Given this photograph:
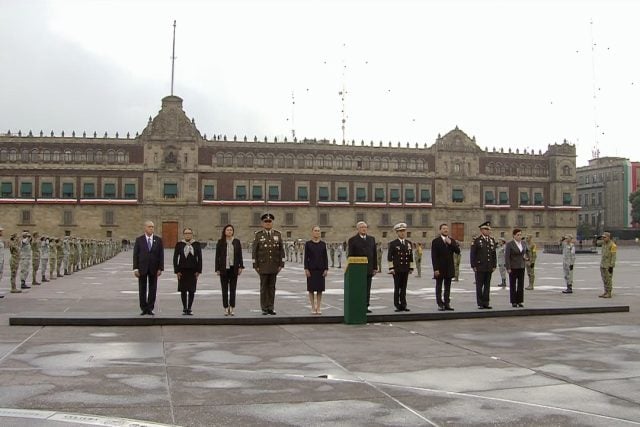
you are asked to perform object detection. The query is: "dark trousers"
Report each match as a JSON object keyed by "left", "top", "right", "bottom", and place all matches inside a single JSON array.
[
  {"left": 220, "top": 268, "right": 238, "bottom": 308},
  {"left": 393, "top": 271, "right": 409, "bottom": 309},
  {"left": 259, "top": 273, "right": 277, "bottom": 311},
  {"left": 138, "top": 272, "right": 158, "bottom": 312},
  {"left": 366, "top": 274, "right": 373, "bottom": 306},
  {"left": 509, "top": 268, "right": 525, "bottom": 304},
  {"left": 435, "top": 276, "right": 452, "bottom": 307},
  {"left": 475, "top": 270, "right": 492, "bottom": 307}
]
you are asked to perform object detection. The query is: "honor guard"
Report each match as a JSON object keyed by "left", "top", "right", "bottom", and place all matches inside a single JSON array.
[
  {"left": 599, "top": 232, "right": 616, "bottom": 298},
  {"left": 470, "top": 221, "right": 497, "bottom": 309},
  {"left": 252, "top": 213, "right": 285, "bottom": 315},
  {"left": 387, "top": 222, "right": 414, "bottom": 312}
]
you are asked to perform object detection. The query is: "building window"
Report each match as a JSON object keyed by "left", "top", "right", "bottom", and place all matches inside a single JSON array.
[
  {"left": 534, "top": 192, "right": 543, "bottom": 205},
  {"left": 203, "top": 184, "right": 215, "bottom": 200},
  {"left": 318, "top": 186, "right": 329, "bottom": 201},
  {"left": 104, "top": 183, "right": 116, "bottom": 198},
  {"left": 252, "top": 211, "right": 262, "bottom": 225},
  {"left": 381, "top": 213, "right": 390, "bottom": 225},
  {"left": 20, "top": 182, "right": 33, "bottom": 198},
  {"left": 21, "top": 210, "right": 31, "bottom": 224},
  {"left": 83, "top": 183, "right": 95, "bottom": 198},
  {"left": 404, "top": 188, "right": 415, "bottom": 202},
  {"left": 499, "top": 215, "right": 508, "bottom": 227},
  {"left": 235, "top": 185, "right": 247, "bottom": 200},
  {"left": 534, "top": 214, "right": 542, "bottom": 225},
  {"left": 252, "top": 185, "right": 263, "bottom": 200},
  {"left": 390, "top": 188, "right": 400, "bottom": 202},
  {"left": 356, "top": 187, "right": 366, "bottom": 202},
  {"left": 562, "top": 165, "right": 571, "bottom": 176},
  {"left": 405, "top": 213, "right": 413, "bottom": 226},
  {"left": 124, "top": 183, "right": 136, "bottom": 199},
  {"left": 484, "top": 191, "right": 494, "bottom": 204},
  {"left": 519, "top": 192, "right": 529, "bottom": 205},
  {"left": 356, "top": 212, "right": 365, "bottom": 223},
  {"left": 285, "top": 212, "right": 294, "bottom": 225},
  {"left": 297, "top": 186, "right": 308, "bottom": 201},
  {"left": 598, "top": 192, "right": 602, "bottom": 207},
  {"left": 319, "top": 212, "right": 329, "bottom": 226},
  {"left": 420, "top": 189, "right": 431, "bottom": 203},
  {"left": 374, "top": 188, "right": 385, "bottom": 202},
  {"left": 104, "top": 210, "right": 115, "bottom": 225},
  {"left": 41, "top": 182, "right": 53, "bottom": 198},
  {"left": 421, "top": 213, "right": 429, "bottom": 226},
  {"left": 0, "top": 182, "right": 13, "bottom": 197},
  {"left": 268, "top": 185, "right": 279, "bottom": 201},
  {"left": 563, "top": 193, "right": 572, "bottom": 205},
  {"left": 337, "top": 187, "right": 348, "bottom": 201},
  {"left": 163, "top": 183, "right": 178, "bottom": 199},
  {"left": 516, "top": 214, "right": 525, "bottom": 227},
  {"left": 220, "top": 212, "right": 229, "bottom": 225},
  {"left": 499, "top": 191, "right": 508, "bottom": 204},
  {"left": 452, "top": 189, "right": 464, "bottom": 203},
  {"left": 485, "top": 214, "right": 493, "bottom": 224},
  {"left": 62, "top": 183, "right": 74, "bottom": 198},
  {"left": 63, "top": 210, "right": 73, "bottom": 225}
]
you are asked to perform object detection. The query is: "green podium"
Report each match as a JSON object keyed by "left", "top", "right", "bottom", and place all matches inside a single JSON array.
[{"left": 344, "top": 256, "right": 368, "bottom": 324}]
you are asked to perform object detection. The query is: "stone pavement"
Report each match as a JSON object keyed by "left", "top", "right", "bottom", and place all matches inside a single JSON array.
[{"left": 0, "top": 246, "right": 638, "bottom": 426}]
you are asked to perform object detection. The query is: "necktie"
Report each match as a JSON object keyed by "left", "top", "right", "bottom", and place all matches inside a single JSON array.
[{"left": 147, "top": 237, "right": 152, "bottom": 251}]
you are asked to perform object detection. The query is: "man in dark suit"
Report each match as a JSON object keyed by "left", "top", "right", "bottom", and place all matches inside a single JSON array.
[
  {"left": 431, "top": 223, "right": 460, "bottom": 311},
  {"left": 347, "top": 221, "right": 377, "bottom": 313},
  {"left": 252, "top": 213, "right": 285, "bottom": 315},
  {"left": 469, "top": 221, "right": 496, "bottom": 309},
  {"left": 133, "top": 220, "right": 164, "bottom": 315},
  {"left": 387, "top": 222, "right": 414, "bottom": 312}
]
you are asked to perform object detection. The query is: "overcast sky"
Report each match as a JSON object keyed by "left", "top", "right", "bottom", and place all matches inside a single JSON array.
[{"left": 1, "top": 0, "right": 639, "bottom": 166}]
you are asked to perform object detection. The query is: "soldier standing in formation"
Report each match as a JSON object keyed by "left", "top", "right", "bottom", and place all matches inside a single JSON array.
[
  {"left": 55, "top": 238, "right": 63, "bottom": 278},
  {"left": 599, "top": 231, "right": 616, "bottom": 298},
  {"left": 329, "top": 244, "right": 335, "bottom": 268},
  {"left": 524, "top": 235, "right": 537, "bottom": 290},
  {"left": 453, "top": 251, "right": 461, "bottom": 281},
  {"left": 496, "top": 237, "right": 507, "bottom": 287},
  {"left": 470, "top": 221, "right": 496, "bottom": 309},
  {"left": 387, "top": 222, "right": 414, "bottom": 312},
  {"left": 31, "top": 231, "right": 41, "bottom": 286},
  {"left": 252, "top": 213, "right": 285, "bottom": 315},
  {"left": 561, "top": 234, "right": 575, "bottom": 294},
  {"left": 39, "top": 235, "right": 50, "bottom": 282},
  {"left": 9, "top": 233, "right": 21, "bottom": 293},
  {"left": 414, "top": 242, "right": 423, "bottom": 278},
  {"left": 19, "top": 231, "right": 32, "bottom": 289},
  {"left": 336, "top": 243, "right": 343, "bottom": 268}
]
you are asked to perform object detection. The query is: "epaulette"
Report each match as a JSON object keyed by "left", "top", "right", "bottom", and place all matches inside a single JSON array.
[{"left": 611, "top": 243, "right": 617, "bottom": 252}]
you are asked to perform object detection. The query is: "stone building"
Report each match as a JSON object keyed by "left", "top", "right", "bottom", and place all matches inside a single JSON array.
[
  {"left": 576, "top": 157, "right": 632, "bottom": 235},
  {"left": 0, "top": 95, "right": 578, "bottom": 247}
]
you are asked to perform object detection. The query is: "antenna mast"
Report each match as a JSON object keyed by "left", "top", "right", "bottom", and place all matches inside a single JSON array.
[
  {"left": 291, "top": 91, "right": 296, "bottom": 139},
  {"left": 170, "top": 20, "right": 177, "bottom": 96},
  {"left": 590, "top": 18, "right": 600, "bottom": 159},
  {"left": 339, "top": 43, "right": 347, "bottom": 143}
]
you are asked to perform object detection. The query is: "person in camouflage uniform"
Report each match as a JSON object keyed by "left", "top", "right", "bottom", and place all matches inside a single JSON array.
[
  {"left": 19, "top": 232, "right": 32, "bottom": 289},
  {"left": 39, "top": 235, "right": 50, "bottom": 282},
  {"left": 31, "top": 231, "right": 41, "bottom": 285},
  {"left": 524, "top": 235, "right": 537, "bottom": 290},
  {"left": 49, "top": 238, "right": 57, "bottom": 279},
  {"left": 56, "top": 237, "right": 65, "bottom": 277},
  {"left": 453, "top": 251, "right": 461, "bottom": 281},
  {"left": 496, "top": 237, "right": 507, "bottom": 287},
  {"left": 62, "top": 237, "right": 71, "bottom": 274},
  {"left": 599, "top": 232, "right": 616, "bottom": 298},
  {"left": 9, "top": 233, "right": 22, "bottom": 293},
  {"left": 561, "top": 234, "right": 576, "bottom": 294}
]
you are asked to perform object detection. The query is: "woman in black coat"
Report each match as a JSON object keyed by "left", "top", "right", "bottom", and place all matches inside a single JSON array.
[
  {"left": 505, "top": 228, "right": 530, "bottom": 308},
  {"left": 304, "top": 225, "right": 328, "bottom": 314},
  {"left": 173, "top": 227, "right": 203, "bottom": 315},
  {"left": 215, "top": 224, "right": 244, "bottom": 316}
]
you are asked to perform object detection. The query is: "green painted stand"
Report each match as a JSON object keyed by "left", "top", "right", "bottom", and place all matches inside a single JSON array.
[{"left": 344, "top": 256, "right": 368, "bottom": 324}]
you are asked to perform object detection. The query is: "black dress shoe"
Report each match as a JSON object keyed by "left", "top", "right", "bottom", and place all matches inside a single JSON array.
[
  {"left": 438, "top": 306, "right": 445, "bottom": 311},
  {"left": 478, "top": 306, "right": 485, "bottom": 309},
  {"left": 394, "top": 308, "right": 403, "bottom": 312},
  {"left": 186, "top": 310, "right": 193, "bottom": 315},
  {"left": 262, "top": 310, "right": 268, "bottom": 315},
  {"left": 21, "top": 284, "right": 31, "bottom": 289},
  {"left": 268, "top": 310, "right": 276, "bottom": 315},
  {"left": 512, "top": 303, "right": 517, "bottom": 307},
  {"left": 518, "top": 303, "right": 524, "bottom": 308},
  {"left": 484, "top": 305, "right": 492, "bottom": 309},
  {"left": 147, "top": 311, "right": 155, "bottom": 315},
  {"left": 403, "top": 308, "right": 410, "bottom": 312},
  {"left": 140, "top": 311, "right": 147, "bottom": 315},
  {"left": 444, "top": 306, "right": 454, "bottom": 311}
]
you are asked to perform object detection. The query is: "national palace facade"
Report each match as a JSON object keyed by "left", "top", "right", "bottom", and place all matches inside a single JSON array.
[{"left": 0, "top": 95, "right": 578, "bottom": 247}]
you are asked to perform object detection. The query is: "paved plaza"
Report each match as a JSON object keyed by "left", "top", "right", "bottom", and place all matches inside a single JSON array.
[{"left": 0, "top": 246, "right": 639, "bottom": 426}]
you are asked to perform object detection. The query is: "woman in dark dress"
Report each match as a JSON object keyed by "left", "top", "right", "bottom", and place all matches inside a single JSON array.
[
  {"left": 304, "top": 225, "right": 328, "bottom": 314},
  {"left": 173, "top": 227, "right": 203, "bottom": 315},
  {"left": 215, "top": 224, "right": 244, "bottom": 316}
]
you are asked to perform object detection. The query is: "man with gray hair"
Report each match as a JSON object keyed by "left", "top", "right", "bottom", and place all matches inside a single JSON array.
[
  {"left": 561, "top": 234, "right": 576, "bottom": 294},
  {"left": 347, "top": 221, "right": 377, "bottom": 313}
]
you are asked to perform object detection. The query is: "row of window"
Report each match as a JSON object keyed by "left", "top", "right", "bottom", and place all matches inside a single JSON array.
[
  {"left": 1, "top": 181, "right": 136, "bottom": 199},
  {"left": 578, "top": 170, "right": 622, "bottom": 185},
  {"left": 483, "top": 191, "right": 571, "bottom": 206},
  {"left": 485, "top": 163, "right": 554, "bottom": 177},
  {"left": 577, "top": 192, "right": 603, "bottom": 207},
  {"left": 0, "top": 148, "right": 129, "bottom": 164}
]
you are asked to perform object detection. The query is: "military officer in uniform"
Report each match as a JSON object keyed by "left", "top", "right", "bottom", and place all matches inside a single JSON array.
[
  {"left": 31, "top": 231, "right": 41, "bottom": 286},
  {"left": 496, "top": 237, "right": 507, "bottom": 287},
  {"left": 599, "top": 231, "right": 616, "bottom": 298},
  {"left": 561, "top": 234, "right": 576, "bottom": 294},
  {"left": 524, "top": 235, "right": 537, "bottom": 290},
  {"left": 9, "top": 233, "right": 22, "bottom": 293},
  {"left": 387, "top": 223, "right": 414, "bottom": 312},
  {"left": 470, "top": 221, "right": 496, "bottom": 309},
  {"left": 19, "top": 231, "right": 32, "bottom": 289},
  {"left": 252, "top": 213, "right": 285, "bottom": 315}
]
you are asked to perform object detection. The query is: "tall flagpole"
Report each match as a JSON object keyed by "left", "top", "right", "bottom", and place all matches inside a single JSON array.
[{"left": 170, "top": 20, "right": 177, "bottom": 96}]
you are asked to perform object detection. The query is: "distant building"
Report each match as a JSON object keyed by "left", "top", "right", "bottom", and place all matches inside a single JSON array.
[
  {"left": 0, "top": 95, "right": 578, "bottom": 247},
  {"left": 576, "top": 157, "right": 632, "bottom": 235}
]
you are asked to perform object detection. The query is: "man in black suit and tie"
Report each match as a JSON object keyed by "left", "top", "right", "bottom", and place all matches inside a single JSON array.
[
  {"left": 431, "top": 223, "right": 460, "bottom": 311},
  {"left": 133, "top": 220, "right": 164, "bottom": 315},
  {"left": 347, "top": 221, "right": 377, "bottom": 313},
  {"left": 387, "top": 222, "right": 414, "bottom": 312}
]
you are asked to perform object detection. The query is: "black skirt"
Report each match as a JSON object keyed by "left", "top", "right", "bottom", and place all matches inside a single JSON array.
[
  {"left": 306, "top": 270, "right": 325, "bottom": 292},
  {"left": 177, "top": 269, "right": 198, "bottom": 292}
]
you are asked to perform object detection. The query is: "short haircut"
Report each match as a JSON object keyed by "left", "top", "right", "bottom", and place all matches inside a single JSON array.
[
  {"left": 512, "top": 228, "right": 522, "bottom": 236},
  {"left": 439, "top": 223, "right": 448, "bottom": 230}
]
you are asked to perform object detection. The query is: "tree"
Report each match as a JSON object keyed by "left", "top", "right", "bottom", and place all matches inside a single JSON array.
[
  {"left": 629, "top": 190, "right": 640, "bottom": 226},
  {"left": 576, "top": 222, "right": 594, "bottom": 241}
]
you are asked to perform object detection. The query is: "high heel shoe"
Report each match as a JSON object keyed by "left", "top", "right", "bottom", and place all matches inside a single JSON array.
[
  {"left": 224, "top": 307, "right": 230, "bottom": 316},
  {"left": 229, "top": 307, "right": 234, "bottom": 316}
]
